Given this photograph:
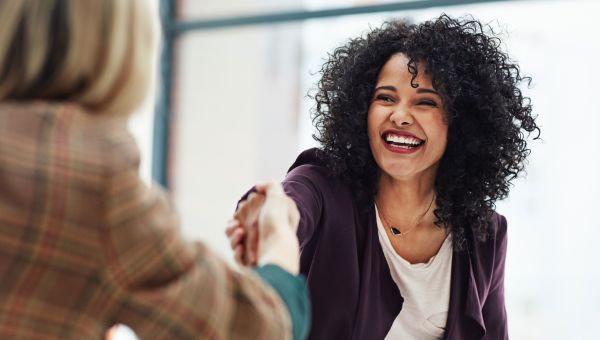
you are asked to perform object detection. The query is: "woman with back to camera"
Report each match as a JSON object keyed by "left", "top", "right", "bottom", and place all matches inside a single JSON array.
[
  {"left": 0, "top": 1, "right": 309, "bottom": 339},
  {"left": 229, "top": 14, "right": 539, "bottom": 340}
]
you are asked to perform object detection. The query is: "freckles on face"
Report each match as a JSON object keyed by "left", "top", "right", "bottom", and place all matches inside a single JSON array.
[{"left": 367, "top": 53, "right": 448, "bottom": 180}]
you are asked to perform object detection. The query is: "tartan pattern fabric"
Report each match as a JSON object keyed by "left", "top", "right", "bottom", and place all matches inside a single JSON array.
[{"left": 0, "top": 102, "right": 292, "bottom": 339}]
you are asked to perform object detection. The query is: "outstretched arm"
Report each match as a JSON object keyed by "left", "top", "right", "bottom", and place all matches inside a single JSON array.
[{"left": 100, "top": 136, "right": 307, "bottom": 339}]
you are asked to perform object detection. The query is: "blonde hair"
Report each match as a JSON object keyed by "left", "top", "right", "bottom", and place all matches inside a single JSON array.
[{"left": 0, "top": 0, "right": 158, "bottom": 115}]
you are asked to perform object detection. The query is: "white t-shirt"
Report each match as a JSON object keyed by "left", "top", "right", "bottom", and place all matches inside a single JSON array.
[{"left": 375, "top": 205, "right": 453, "bottom": 340}]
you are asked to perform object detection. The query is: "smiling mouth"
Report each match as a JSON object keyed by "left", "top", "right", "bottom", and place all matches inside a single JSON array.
[{"left": 382, "top": 132, "right": 425, "bottom": 150}]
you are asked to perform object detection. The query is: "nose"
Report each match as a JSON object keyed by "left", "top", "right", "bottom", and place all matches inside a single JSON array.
[{"left": 389, "top": 105, "right": 414, "bottom": 127}]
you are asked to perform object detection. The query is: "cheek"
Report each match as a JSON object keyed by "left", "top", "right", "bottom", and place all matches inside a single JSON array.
[
  {"left": 432, "top": 123, "right": 449, "bottom": 154},
  {"left": 367, "top": 109, "right": 381, "bottom": 140},
  {"left": 423, "top": 117, "right": 448, "bottom": 153}
]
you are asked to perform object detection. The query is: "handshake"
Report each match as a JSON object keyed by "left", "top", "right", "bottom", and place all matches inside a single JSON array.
[{"left": 225, "top": 182, "right": 301, "bottom": 275}]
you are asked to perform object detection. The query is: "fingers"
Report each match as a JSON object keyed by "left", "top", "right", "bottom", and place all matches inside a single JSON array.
[
  {"left": 226, "top": 220, "right": 247, "bottom": 265},
  {"left": 232, "top": 193, "right": 265, "bottom": 267},
  {"left": 233, "top": 244, "right": 244, "bottom": 265},
  {"left": 228, "top": 227, "right": 245, "bottom": 249},
  {"left": 256, "top": 182, "right": 299, "bottom": 234},
  {"left": 245, "top": 222, "right": 259, "bottom": 266},
  {"left": 255, "top": 181, "right": 285, "bottom": 196},
  {"left": 225, "top": 219, "right": 239, "bottom": 237},
  {"left": 234, "top": 192, "right": 265, "bottom": 226}
]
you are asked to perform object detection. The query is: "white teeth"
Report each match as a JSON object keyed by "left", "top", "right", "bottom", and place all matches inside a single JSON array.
[
  {"left": 385, "top": 134, "right": 422, "bottom": 145},
  {"left": 390, "top": 144, "right": 412, "bottom": 149}
]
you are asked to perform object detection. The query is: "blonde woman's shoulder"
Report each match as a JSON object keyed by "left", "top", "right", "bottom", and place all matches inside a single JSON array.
[{"left": 0, "top": 100, "right": 139, "bottom": 179}]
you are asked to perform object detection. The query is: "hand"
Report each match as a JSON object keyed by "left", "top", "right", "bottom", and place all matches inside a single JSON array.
[
  {"left": 226, "top": 192, "right": 265, "bottom": 266},
  {"left": 226, "top": 182, "right": 300, "bottom": 274}
]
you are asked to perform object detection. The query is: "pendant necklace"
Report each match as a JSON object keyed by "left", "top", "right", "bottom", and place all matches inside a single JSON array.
[{"left": 376, "top": 193, "right": 435, "bottom": 237}]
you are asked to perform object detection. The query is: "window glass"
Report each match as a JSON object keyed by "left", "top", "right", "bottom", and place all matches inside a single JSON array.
[{"left": 171, "top": 23, "right": 303, "bottom": 255}]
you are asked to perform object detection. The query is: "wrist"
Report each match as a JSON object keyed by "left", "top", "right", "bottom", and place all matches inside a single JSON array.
[{"left": 258, "top": 231, "right": 300, "bottom": 275}]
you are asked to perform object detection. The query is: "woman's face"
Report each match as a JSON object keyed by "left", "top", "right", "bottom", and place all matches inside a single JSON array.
[{"left": 367, "top": 53, "right": 448, "bottom": 182}]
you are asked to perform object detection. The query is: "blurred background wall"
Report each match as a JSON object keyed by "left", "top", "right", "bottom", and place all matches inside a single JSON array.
[{"left": 124, "top": 0, "right": 600, "bottom": 339}]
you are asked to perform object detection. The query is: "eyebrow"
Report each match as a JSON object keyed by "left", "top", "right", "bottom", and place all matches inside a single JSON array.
[
  {"left": 374, "top": 85, "right": 396, "bottom": 92},
  {"left": 416, "top": 88, "right": 439, "bottom": 95},
  {"left": 374, "top": 85, "right": 440, "bottom": 96}
]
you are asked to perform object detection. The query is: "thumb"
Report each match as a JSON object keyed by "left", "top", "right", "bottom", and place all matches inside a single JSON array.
[{"left": 255, "top": 181, "right": 285, "bottom": 196}]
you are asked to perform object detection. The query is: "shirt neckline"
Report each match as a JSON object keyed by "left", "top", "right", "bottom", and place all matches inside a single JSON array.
[{"left": 374, "top": 203, "right": 452, "bottom": 270}]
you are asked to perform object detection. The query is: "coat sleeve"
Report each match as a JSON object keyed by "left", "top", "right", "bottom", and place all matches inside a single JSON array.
[
  {"left": 481, "top": 214, "right": 508, "bottom": 339},
  {"left": 98, "top": 132, "right": 294, "bottom": 340},
  {"left": 282, "top": 165, "right": 324, "bottom": 249}
]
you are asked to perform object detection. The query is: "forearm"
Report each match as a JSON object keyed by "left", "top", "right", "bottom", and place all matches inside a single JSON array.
[
  {"left": 258, "top": 229, "right": 301, "bottom": 274},
  {"left": 255, "top": 265, "right": 311, "bottom": 340},
  {"left": 111, "top": 243, "right": 296, "bottom": 340},
  {"left": 102, "top": 173, "right": 296, "bottom": 338}
]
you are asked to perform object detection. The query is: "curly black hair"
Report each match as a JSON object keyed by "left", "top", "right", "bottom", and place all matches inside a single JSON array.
[{"left": 311, "top": 14, "right": 539, "bottom": 249}]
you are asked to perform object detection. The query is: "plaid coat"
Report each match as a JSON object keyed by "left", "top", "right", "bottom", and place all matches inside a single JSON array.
[{"left": 0, "top": 102, "right": 292, "bottom": 339}]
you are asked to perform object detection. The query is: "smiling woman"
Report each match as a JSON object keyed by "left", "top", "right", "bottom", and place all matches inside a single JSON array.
[{"left": 229, "top": 14, "right": 539, "bottom": 340}]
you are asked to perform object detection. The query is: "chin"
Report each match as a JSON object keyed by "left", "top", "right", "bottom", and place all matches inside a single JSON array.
[
  {"left": 379, "top": 158, "right": 441, "bottom": 181},
  {"left": 379, "top": 164, "right": 418, "bottom": 180}
]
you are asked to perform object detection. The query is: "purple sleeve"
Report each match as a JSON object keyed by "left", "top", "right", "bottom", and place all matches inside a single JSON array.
[
  {"left": 481, "top": 214, "right": 508, "bottom": 339},
  {"left": 282, "top": 166, "right": 324, "bottom": 249}
]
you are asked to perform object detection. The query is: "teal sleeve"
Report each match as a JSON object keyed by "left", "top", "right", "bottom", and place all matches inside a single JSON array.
[{"left": 254, "top": 265, "right": 311, "bottom": 340}]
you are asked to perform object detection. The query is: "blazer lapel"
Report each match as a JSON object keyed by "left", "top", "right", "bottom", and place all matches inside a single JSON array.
[
  {"left": 444, "top": 244, "right": 486, "bottom": 339},
  {"left": 465, "top": 248, "right": 486, "bottom": 337}
]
